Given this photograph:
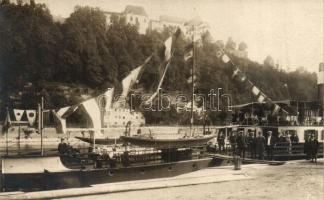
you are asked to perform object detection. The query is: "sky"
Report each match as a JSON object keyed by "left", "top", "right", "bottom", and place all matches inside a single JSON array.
[{"left": 37, "top": 0, "right": 324, "bottom": 72}]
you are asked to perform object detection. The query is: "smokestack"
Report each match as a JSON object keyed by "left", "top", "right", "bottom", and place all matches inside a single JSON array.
[{"left": 317, "top": 62, "right": 324, "bottom": 109}]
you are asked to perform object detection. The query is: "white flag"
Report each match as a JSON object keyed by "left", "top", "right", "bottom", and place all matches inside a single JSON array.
[
  {"left": 232, "top": 68, "right": 240, "bottom": 78},
  {"left": 121, "top": 55, "right": 152, "bottom": 98},
  {"left": 184, "top": 50, "right": 193, "bottom": 61},
  {"left": 164, "top": 36, "right": 172, "bottom": 61},
  {"left": 257, "top": 94, "right": 265, "bottom": 103},
  {"left": 121, "top": 65, "right": 143, "bottom": 98},
  {"left": 252, "top": 86, "right": 260, "bottom": 96},
  {"left": 13, "top": 109, "right": 24, "bottom": 121},
  {"left": 26, "top": 110, "right": 36, "bottom": 126},
  {"left": 222, "top": 54, "right": 230, "bottom": 63},
  {"left": 104, "top": 88, "right": 114, "bottom": 111},
  {"left": 82, "top": 98, "right": 102, "bottom": 137},
  {"left": 272, "top": 104, "right": 280, "bottom": 115},
  {"left": 53, "top": 106, "right": 71, "bottom": 134},
  {"left": 216, "top": 50, "right": 223, "bottom": 58}
]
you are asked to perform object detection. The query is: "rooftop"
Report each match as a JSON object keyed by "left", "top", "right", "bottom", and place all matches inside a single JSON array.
[{"left": 123, "top": 5, "right": 148, "bottom": 17}]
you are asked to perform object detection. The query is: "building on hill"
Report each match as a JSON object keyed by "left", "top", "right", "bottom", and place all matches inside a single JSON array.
[
  {"left": 103, "top": 108, "right": 145, "bottom": 128},
  {"left": 104, "top": 5, "right": 210, "bottom": 37},
  {"left": 122, "top": 5, "right": 150, "bottom": 34}
]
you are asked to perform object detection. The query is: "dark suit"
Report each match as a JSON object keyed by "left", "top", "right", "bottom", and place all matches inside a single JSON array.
[
  {"left": 266, "top": 136, "right": 276, "bottom": 160},
  {"left": 256, "top": 136, "right": 265, "bottom": 160}
]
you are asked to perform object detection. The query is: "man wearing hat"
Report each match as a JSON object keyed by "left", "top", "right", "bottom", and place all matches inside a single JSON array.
[{"left": 266, "top": 131, "right": 276, "bottom": 160}]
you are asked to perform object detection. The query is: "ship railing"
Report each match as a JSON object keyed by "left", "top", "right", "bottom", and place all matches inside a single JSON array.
[{"left": 273, "top": 142, "right": 323, "bottom": 159}]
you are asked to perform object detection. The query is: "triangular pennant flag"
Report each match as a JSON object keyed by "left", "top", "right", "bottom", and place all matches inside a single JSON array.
[
  {"left": 272, "top": 104, "right": 280, "bottom": 115},
  {"left": 121, "top": 55, "right": 152, "bottom": 98},
  {"left": 26, "top": 110, "right": 36, "bottom": 126},
  {"left": 216, "top": 50, "right": 223, "bottom": 58},
  {"left": 164, "top": 36, "right": 172, "bottom": 61},
  {"left": 184, "top": 50, "right": 193, "bottom": 61},
  {"left": 252, "top": 86, "right": 261, "bottom": 96},
  {"left": 53, "top": 107, "right": 71, "bottom": 134},
  {"left": 61, "top": 105, "right": 78, "bottom": 119},
  {"left": 82, "top": 98, "right": 102, "bottom": 137},
  {"left": 187, "top": 75, "right": 197, "bottom": 84},
  {"left": 121, "top": 66, "right": 143, "bottom": 98},
  {"left": 13, "top": 109, "right": 24, "bottom": 121},
  {"left": 222, "top": 54, "right": 230, "bottom": 63},
  {"left": 239, "top": 74, "right": 247, "bottom": 82},
  {"left": 104, "top": 88, "right": 114, "bottom": 111}
]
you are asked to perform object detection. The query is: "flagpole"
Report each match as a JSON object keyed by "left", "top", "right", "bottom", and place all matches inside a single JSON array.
[
  {"left": 190, "top": 24, "right": 195, "bottom": 137},
  {"left": 5, "top": 107, "right": 9, "bottom": 156}
]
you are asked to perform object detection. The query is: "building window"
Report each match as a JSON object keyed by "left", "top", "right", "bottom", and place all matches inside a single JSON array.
[
  {"left": 123, "top": 116, "right": 125, "bottom": 119},
  {"left": 321, "top": 130, "right": 324, "bottom": 140},
  {"left": 130, "top": 16, "right": 133, "bottom": 21}
]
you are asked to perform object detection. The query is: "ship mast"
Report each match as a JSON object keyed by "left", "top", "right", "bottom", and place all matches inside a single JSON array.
[
  {"left": 189, "top": 24, "right": 195, "bottom": 137},
  {"left": 38, "top": 97, "right": 44, "bottom": 156}
]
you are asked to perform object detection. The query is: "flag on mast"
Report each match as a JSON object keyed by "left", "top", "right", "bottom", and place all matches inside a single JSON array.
[
  {"left": 146, "top": 29, "right": 181, "bottom": 103},
  {"left": 222, "top": 54, "right": 231, "bottom": 63},
  {"left": 53, "top": 106, "right": 70, "bottom": 134},
  {"left": 252, "top": 86, "right": 261, "bottom": 96},
  {"left": 184, "top": 50, "right": 193, "bottom": 61},
  {"left": 164, "top": 37, "right": 172, "bottom": 61},
  {"left": 82, "top": 98, "right": 102, "bottom": 137},
  {"left": 121, "top": 55, "right": 152, "bottom": 98},
  {"left": 2, "top": 109, "right": 11, "bottom": 133}
]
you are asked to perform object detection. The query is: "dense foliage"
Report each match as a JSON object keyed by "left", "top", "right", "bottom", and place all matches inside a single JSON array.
[{"left": 0, "top": 1, "right": 318, "bottom": 124}]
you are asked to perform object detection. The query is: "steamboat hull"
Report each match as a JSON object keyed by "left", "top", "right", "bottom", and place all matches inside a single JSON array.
[
  {"left": 1, "top": 156, "right": 228, "bottom": 191},
  {"left": 75, "top": 136, "right": 122, "bottom": 145}
]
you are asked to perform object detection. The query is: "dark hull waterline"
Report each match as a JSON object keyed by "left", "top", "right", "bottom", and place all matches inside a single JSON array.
[{"left": 1, "top": 156, "right": 229, "bottom": 191}]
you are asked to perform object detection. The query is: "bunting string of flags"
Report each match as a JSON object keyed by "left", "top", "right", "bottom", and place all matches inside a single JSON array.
[{"left": 216, "top": 47, "right": 288, "bottom": 115}]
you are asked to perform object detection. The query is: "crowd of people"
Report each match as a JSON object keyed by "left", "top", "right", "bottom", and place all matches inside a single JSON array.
[{"left": 215, "top": 129, "right": 319, "bottom": 162}]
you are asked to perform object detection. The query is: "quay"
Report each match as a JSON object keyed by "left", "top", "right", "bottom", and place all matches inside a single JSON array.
[{"left": 0, "top": 159, "right": 322, "bottom": 200}]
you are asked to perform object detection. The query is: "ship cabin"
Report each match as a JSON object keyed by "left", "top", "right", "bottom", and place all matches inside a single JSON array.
[{"left": 229, "top": 100, "right": 324, "bottom": 143}]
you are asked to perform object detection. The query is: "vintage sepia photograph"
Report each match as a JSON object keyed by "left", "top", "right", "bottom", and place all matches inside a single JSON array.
[{"left": 0, "top": 0, "right": 323, "bottom": 199}]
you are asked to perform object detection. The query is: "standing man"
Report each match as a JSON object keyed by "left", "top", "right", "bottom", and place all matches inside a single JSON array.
[
  {"left": 266, "top": 131, "right": 276, "bottom": 160},
  {"left": 248, "top": 131, "right": 256, "bottom": 159},
  {"left": 236, "top": 131, "right": 247, "bottom": 159},
  {"left": 256, "top": 131, "right": 265, "bottom": 160},
  {"left": 217, "top": 131, "right": 225, "bottom": 153},
  {"left": 310, "top": 133, "right": 319, "bottom": 163},
  {"left": 229, "top": 131, "right": 237, "bottom": 156}
]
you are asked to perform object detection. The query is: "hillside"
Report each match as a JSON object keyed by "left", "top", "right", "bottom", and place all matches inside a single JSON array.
[{"left": 0, "top": 1, "right": 317, "bottom": 123}]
